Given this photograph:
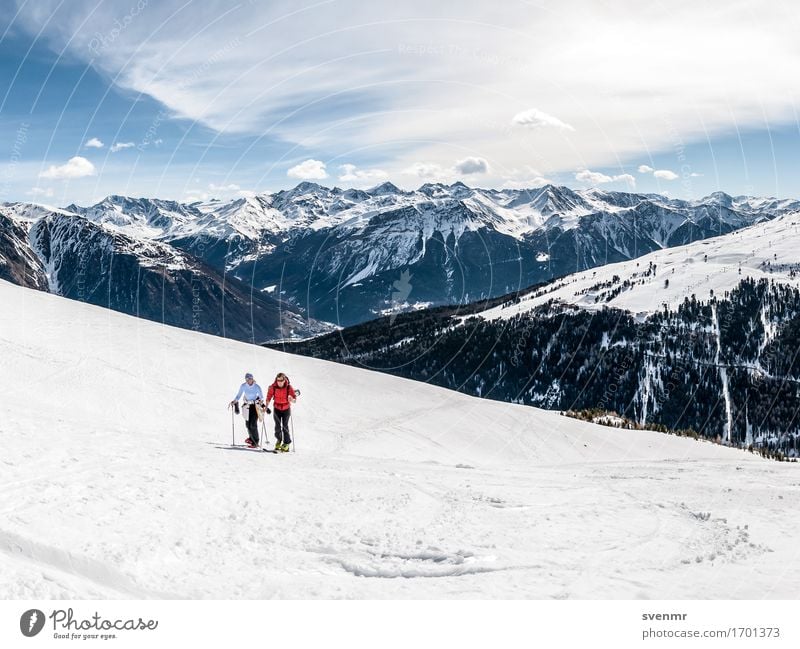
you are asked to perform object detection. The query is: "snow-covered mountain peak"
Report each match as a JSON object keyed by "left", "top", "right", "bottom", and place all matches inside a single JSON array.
[
  {"left": 67, "top": 195, "right": 201, "bottom": 240},
  {"left": 1, "top": 201, "right": 75, "bottom": 224},
  {"left": 367, "top": 181, "right": 403, "bottom": 195},
  {"left": 417, "top": 182, "right": 453, "bottom": 198},
  {"left": 701, "top": 190, "right": 734, "bottom": 208},
  {"left": 275, "top": 181, "right": 332, "bottom": 201}
]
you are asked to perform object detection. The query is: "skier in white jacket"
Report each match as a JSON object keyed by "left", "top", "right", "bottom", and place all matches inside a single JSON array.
[{"left": 230, "top": 372, "right": 266, "bottom": 447}]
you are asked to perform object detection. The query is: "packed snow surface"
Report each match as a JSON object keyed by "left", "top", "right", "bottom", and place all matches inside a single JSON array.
[{"left": 1, "top": 280, "right": 798, "bottom": 598}]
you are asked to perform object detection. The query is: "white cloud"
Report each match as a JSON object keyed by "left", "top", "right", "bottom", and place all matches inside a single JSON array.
[
  {"left": 615, "top": 173, "right": 636, "bottom": 187},
  {"left": 287, "top": 159, "right": 327, "bottom": 180},
  {"left": 39, "top": 156, "right": 96, "bottom": 180},
  {"left": 110, "top": 141, "right": 135, "bottom": 153},
  {"left": 84, "top": 137, "right": 104, "bottom": 149},
  {"left": 575, "top": 169, "right": 635, "bottom": 187},
  {"left": 512, "top": 108, "right": 575, "bottom": 131},
  {"left": 638, "top": 165, "right": 679, "bottom": 180},
  {"left": 653, "top": 169, "right": 679, "bottom": 180},
  {"left": 575, "top": 170, "right": 613, "bottom": 184},
  {"left": 338, "top": 164, "right": 388, "bottom": 183},
  {"left": 454, "top": 157, "right": 490, "bottom": 175}
]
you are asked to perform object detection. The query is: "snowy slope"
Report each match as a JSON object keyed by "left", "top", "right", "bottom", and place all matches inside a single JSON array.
[
  {"left": 478, "top": 210, "right": 800, "bottom": 321},
  {"left": 1, "top": 279, "right": 798, "bottom": 598}
]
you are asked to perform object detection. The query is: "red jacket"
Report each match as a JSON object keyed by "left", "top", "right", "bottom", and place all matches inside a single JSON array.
[{"left": 267, "top": 382, "right": 296, "bottom": 411}]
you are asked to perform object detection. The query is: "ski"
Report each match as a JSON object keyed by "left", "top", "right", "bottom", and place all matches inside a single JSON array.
[
  {"left": 222, "top": 442, "right": 286, "bottom": 453},
  {"left": 227, "top": 443, "right": 274, "bottom": 452},
  {"left": 217, "top": 442, "right": 290, "bottom": 453}
]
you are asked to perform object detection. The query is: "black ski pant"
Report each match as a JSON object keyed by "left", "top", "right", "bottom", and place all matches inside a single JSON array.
[
  {"left": 244, "top": 403, "right": 260, "bottom": 444},
  {"left": 273, "top": 408, "right": 291, "bottom": 445}
]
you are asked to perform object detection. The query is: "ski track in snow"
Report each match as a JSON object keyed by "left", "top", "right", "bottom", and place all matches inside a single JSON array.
[{"left": 1, "top": 279, "right": 800, "bottom": 598}]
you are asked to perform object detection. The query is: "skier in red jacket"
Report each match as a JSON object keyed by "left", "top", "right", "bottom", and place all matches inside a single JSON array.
[{"left": 266, "top": 372, "right": 297, "bottom": 452}]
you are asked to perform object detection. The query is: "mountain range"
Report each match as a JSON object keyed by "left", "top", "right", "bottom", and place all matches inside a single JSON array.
[{"left": 3, "top": 181, "right": 799, "bottom": 338}]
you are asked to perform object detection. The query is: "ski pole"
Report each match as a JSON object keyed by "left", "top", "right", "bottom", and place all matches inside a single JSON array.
[
  {"left": 290, "top": 409, "right": 296, "bottom": 453},
  {"left": 290, "top": 388, "right": 300, "bottom": 453},
  {"left": 260, "top": 405, "right": 267, "bottom": 451},
  {"left": 230, "top": 404, "right": 234, "bottom": 447}
]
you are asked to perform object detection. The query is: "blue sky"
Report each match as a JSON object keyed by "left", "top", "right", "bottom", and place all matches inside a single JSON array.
[{"left": 1, "top": 0, "right": 798, "bottom": 205}]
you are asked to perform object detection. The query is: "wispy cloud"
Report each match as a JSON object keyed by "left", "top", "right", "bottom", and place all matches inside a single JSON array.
[
  {"left": 209, "top": 182, "right": 240, "bottom": 192},
  {"left": 110, "top": 142, "right": 135, "bottom": 153},
  {"left": 402, "top": 162, "right": 449, "bottom": 180},
  {"left": 338, "top": 164, "right": 387, "bottom": 183},
  {"left": 499, "top": 165, "right": 552, "bottom": 189},
  {"left": 502, "top": 177, "right": 552, "bottom": 190},
  {"left": 202, "top": 182, "right": 255, "bottom": 198},
  {"left": 14, "top": 1, "right": 800, "bottom": 188},
  {"left": 512, "top": 108, "right": 575, "bottom": 131},
  {"left": 84, "top": 137, "right": 104, "bottom": 149},
  {"left": 27, "top": 186, "right": 55, "bottom": 197},
  {"left": 638, "top": 164, "right": 654, "bottom": 173},
  {"left": 39, "top": 156, "right": 96, "bottom": 180}
]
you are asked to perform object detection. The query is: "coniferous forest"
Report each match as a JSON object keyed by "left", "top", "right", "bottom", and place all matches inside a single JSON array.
[{"left": 273, "top": 277, "right": 800, "bottom": 458}]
